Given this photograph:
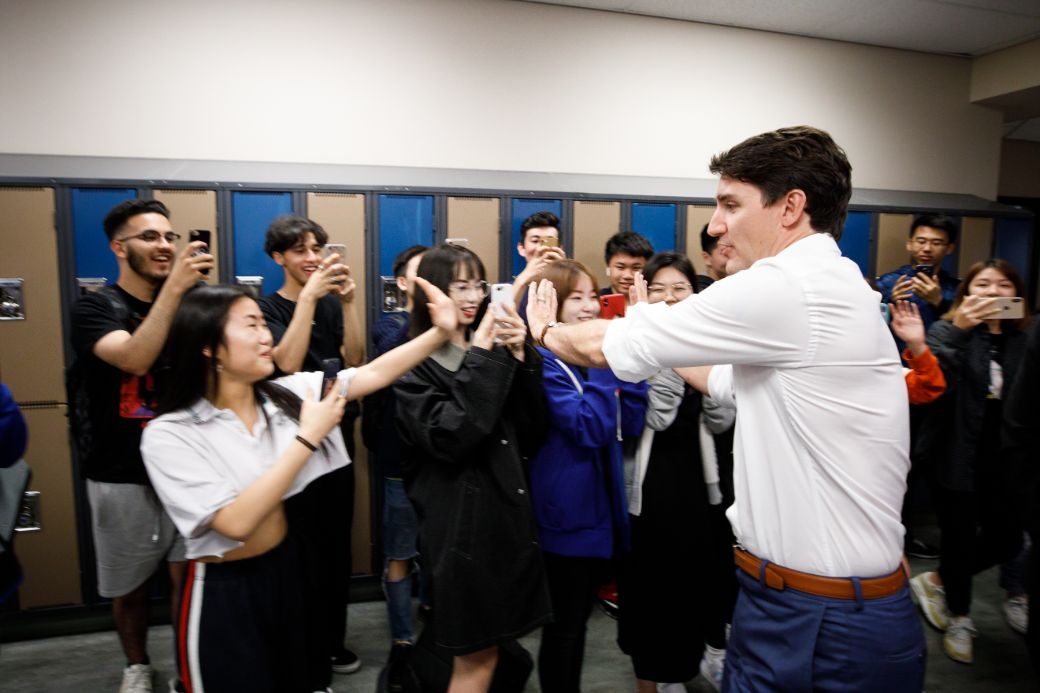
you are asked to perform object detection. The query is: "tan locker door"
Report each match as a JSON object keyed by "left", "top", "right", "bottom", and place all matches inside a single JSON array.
[
  {"left": 685, "top": 205, "right": 716, "bottom": 277},
  {"left": 153, "top": 190, "right": 220, "bottom": 284},
  {"left": 572, "top": 201, "right": 621, "bottom": 290},
  {"left": 447, "top": 197, "right": 500, "bottom": 279},
  {"left": 875, "top": 214, "right": 914, "bottom": 279},
  {"left": 958, "top": 217, "right": 993, "bottom": 279},
  {"left": 0, "top": 186, "right": 82, "bottom": 607},
  {"left": 306, "top": 192, "right": 371, "bottom": 575}
]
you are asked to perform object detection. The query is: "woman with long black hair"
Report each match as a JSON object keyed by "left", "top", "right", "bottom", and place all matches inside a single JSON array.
[
  {"left": 394, "top": 243, "right": 552, "bottom": 692},
  {"left": 140, "top": 282, "right": 456, "bottom": 693},
  {"left": 910, "top": 259, "right": 1031, "bottom": 665}
]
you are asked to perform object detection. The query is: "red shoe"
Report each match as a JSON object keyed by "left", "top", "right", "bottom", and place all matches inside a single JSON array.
[{"left": 597, "top": 582, "right": 619, "bottom": 620}]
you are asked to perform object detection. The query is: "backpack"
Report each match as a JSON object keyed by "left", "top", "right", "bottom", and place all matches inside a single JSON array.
[{"left": 65, "top": 286, "right": 131, "bottom": 462}]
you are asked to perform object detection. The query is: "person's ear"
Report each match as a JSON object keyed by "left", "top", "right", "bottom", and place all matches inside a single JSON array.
[
  {"left": 944, "top": 243, "right": 956, "bottom": 257},
  {"left": 272, "top": 251, "right": 286, "bottom": 268},
  {"left": 396, "top": 276, "right": 407, "bottom": 292},
  {"left": 780, "top": 189, "right": 807, "bottom": 228}
]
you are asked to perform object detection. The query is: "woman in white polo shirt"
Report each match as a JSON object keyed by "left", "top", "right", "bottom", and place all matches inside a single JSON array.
[{"left": 141, "top": 283, "right": 455, "bottom": 693}]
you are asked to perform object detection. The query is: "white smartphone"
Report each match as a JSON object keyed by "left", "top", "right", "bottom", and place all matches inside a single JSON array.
[
  {"left": 489, "top": 282, "right": 514, "bottom": 317},
  {"left": 323, "top": 244, "right": 347, "bottom": 282},
  {"left": 991, "top": 296, "right": 1025, "bottom": 320},
  {"left": 445, "top": 237, "right": 470, "bottom": 248}
]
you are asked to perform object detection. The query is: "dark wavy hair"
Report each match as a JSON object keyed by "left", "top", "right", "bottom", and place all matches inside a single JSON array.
[
  {"left": 943, "top": 259, "right": 1031, "bottom": 332},
  {"left": 409, "top": 243, "right": 487, "bottom": 339},
  {"left": 157, "top": 285, "right": 310, "bottom": 433},
  {"left": 643, "top": 252, "right": 699, "bottom": 291},
  {"left": 709, "top": 126, "right": 852, "bottom": 240}
]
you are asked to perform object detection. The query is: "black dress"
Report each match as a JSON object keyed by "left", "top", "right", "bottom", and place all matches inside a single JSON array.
[
  {"left": 618, "top": 385, "right": 711, "bottom": 683},
  {"left": 395, "top": 343, "right": 553, "bottom": 654}
]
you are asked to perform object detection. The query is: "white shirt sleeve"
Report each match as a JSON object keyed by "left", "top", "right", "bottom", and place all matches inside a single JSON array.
[
  {"left": 603, "top": 263, "right": 811, "bottom": 382},
  {"left": 707, "top": 364, "right": 736, "bottom": 408},
  {"left": 274, "top": 368, "right": 358, "bottom": 399},
  {"left": 141, "top": 421, "right": 240, "bottom": 541}
]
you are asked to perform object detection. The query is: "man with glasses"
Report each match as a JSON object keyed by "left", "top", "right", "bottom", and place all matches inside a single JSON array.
[
  {"left": 70, "top": 199, "right": 213, "bottom": 692},
  {"left": 876, "top": 214, "right": 960, "bottom": 339}
]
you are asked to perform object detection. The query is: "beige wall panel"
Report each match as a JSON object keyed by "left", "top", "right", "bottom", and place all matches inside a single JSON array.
[
  {"left": 0, "top": 188, "right": 64, "bottom": 400},
  {"left": 572, "top": 201, "right": 620, "bottom": 290},
  {"left": 153, "top": 189, "right": 220, "bottom": 284},
  {"left": 685, "top": 206, "right": 716, "bottom": 276},
  {"left": 15, "top": 406, "right": 83, "bottom": 608},
  {"left": 958, "top": 217, "right": 994, "bottom": 279},
  {"left": 876, "top": 214, "right": 915, "bottom": 278},
  {"left": 447, "top": 197, "right": 499, "bottom": 280},
  {"left": 306, "top": 192, "right": 371, "bottom": 574}
]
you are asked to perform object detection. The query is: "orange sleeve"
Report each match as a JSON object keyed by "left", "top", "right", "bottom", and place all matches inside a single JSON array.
[{"left": 903, "top": 347, "right": 947, "bottom": 405}]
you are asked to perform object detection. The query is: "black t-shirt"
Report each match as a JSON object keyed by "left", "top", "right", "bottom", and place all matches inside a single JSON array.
[
  {"left": 258, "top": 293, "right": 345, "bottom": 372},
  {"left": 258, "top": 292, "right": 360, "bottom": 454},
  {"left": 70, "top": 286, "right": 163, "bottom": 484}
]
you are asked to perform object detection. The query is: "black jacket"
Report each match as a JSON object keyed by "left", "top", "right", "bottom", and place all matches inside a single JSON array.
[
  {"left": 394, "top": 343, "right": 552, "bottom": 654},
  {"left": 1002, "top": 320, "right": 1040, "bottom": 534},
  {"left": 925, "top": 319, "right": 1026, "bottom": 491}
]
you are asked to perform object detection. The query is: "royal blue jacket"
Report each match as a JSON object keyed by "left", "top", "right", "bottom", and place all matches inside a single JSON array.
[{"left": 529, "top": 347, "right": 648, "bottom": 559}]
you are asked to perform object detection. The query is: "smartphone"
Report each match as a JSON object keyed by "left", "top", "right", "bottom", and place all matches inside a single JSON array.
[
  {"left": 541, "top": 236, "right": 559, "bottom": 248},
  {"left": 600, "top": 293, "right": 626, "bottom": 320},
  {"left": 321, "top": 357, "right": 342, "bottom": 397},
  {"left": 189, "top": 229, "right": 211, "bottom": 276},
  {"left": 445, "top": 237, "right": 470, "bottom": 248},
  {"left": 489, "top": 282, "right": 514, "bottom": 317},
  {"left": 991, "top": 296, "right": 1025, "bottom": 320},
  {"left": 323, "top": 244, "right": 347, "bottom": 283},
  {"left": 381, "top": 275, "right": 404, "bottom": 313},
  {"left": 913, "top": 264, "right": 933, "bottom": 277}
]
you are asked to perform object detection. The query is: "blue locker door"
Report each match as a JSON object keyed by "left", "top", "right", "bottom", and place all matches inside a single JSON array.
[
  {"left": 839, "top": 212, "right": 872, "bottom": 277},
  {"left": 631, "top": 203, "right": 677, "bottom": 253},
  {"left": 71, "top": 188, "right": 137, "bottom": 282},
  {"left": 994, "top": 218, "right": 1032, "bottom": 289},
  {"left": 510, "top": 199, "right": 563, "bottom": 278},
  {"left": 232, "top": 191, "right": 294, "bottom": 297},
  {"left": 378, "top": 194, "right": 435, "bottom": 278}
]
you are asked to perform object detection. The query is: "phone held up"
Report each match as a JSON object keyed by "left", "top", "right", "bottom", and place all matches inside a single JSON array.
[
  {"left": 188, "top": 230, "right": 211, "bottom": 276},
  {"left": 990, "top": 296, "right": 1025, "bottom": 320},
  {"left": 600, "top": 293, "right": 625, "bottom": 320},
  {"left": 540, "top": 236, "right": 559, "bottom": 248},
  {"left": 321, "top": 357, "right": 342, "bottom": 397},
  {"left": 323, "top": 244, "right": 348, "bottom": 283},
  {"left": 489, "top": 283, "right": 514, "bottom": 318},
  {"left": 912, "top": 264, "right": 933, "bottom": 277}
]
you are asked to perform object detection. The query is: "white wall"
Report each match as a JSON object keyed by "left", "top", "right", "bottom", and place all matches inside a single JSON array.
[{"left": 0, "top": 0, "right": 1004, "bottom": 198}]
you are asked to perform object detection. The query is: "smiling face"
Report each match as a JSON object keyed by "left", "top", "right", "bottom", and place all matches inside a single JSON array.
[
  {"left": 558, "top": 271, "right": 601, "bottom": 324},
  {"left": 272, "top": 231, "right": 323, "bottom": 289},
  {"left": 605, "top": 253, "right": 647, "bottom": 296},
  {"left": 967, "top": 267, "right": 1016, "bottom": 298},
  {"left": 646, "top": 266, "right": 694, "bottom": 306},
  {"left": 447, "top": 264, "right": 486, "bottom": 328},
  {"left": 214, "top": 297, "right": 275, "bottom": 384},
  {"left": 114, "top": 212, "right": 177, "bottom": 284},
  {"left": 518, "top": 226, "right": 560, "bottom": 263},
  {"left": 708, "top": 177, "right": 785, "bottom": 276}
]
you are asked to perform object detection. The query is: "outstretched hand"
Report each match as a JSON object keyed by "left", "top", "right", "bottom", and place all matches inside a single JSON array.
[
  {"left": 889, "top": 300, "right": 926, "bottom": 356},
  {"left": 526, "top": 279, "right": 559, "bottom": 342},
  {"left": 629, "top": 271, "right": 648, "bottom": 305},
  {"left": 415, "top": 277, "right": 457, "bottom": 336}
]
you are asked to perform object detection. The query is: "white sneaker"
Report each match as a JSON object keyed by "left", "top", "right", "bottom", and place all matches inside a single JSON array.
[
  {"left": 943, "top": 616, "right": 977, "bottom": 664},
  {"left": 699, "top": 645, "right": 726, "bottom": 692},
  {"left": 119, "top": 663, "right": 154, "bottom": 693},
  {"left": 910, "top": 572, "right": 951, "bottom": 631},
  {"left": 1004, "top": 595, "right": 1029, "bottom": 635}
]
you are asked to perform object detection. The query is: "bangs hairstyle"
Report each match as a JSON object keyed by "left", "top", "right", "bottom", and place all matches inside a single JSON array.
[
  {"left": 943, "top": 259, "right": 1031, "bottom": 332},
  {"left": 537, "top": 259, "right": 600, "bottom": 322},
  {"left": 263, "top": 215, "right": 329, "bottom": 257},
  {"left": 644, "top": 252, "right": 699, "bottom": 290},
  {"left": 158, "top": 285, "right": 324, "bottom": 447},
  {"left": 709, "top": 125, "right": 852, "bottom": 240},
  {"left": 409, "top": 244, "right": 487, "bottom": 338}
]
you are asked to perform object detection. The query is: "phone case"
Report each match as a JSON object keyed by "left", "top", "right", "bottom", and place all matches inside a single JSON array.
[{"left": 600, "top": 294, "right": 625, "bottom": 319}]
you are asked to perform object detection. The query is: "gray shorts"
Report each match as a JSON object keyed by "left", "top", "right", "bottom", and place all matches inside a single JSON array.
[{"left": 86, "top": 479, "right": 186, "bottom": 598}]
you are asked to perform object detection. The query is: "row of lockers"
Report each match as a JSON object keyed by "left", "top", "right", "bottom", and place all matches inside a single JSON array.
[{"left": 0, "top": 183, "right": 1034, "bottom": 614}]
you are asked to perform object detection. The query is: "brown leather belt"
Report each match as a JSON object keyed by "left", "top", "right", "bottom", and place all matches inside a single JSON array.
[{"left": 734, "top": 547, "right": 907, "bottom": 600}]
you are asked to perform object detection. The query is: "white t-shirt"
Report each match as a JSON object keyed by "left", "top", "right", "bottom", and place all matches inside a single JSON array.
[
  {"left": 141, "top": 370, "right": 354, "bottom": 559},
  {"left": 603, "top": 233, "right": 909, "bottom": 577}
]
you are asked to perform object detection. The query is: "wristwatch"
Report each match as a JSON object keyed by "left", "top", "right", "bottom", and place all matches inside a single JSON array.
[{"left": 537, "top": 320, "right": 558, "bottom": 348}]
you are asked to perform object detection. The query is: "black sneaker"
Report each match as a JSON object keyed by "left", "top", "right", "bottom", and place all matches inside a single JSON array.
[
  {"left": 331, "top": 647, "right": 362, "bottom": 675},
  {"left": 386, "top": 642, "right": 420, "bottom": 693},
  {"left": 906, "top": 539, "right": 940, "bottom": 560}
]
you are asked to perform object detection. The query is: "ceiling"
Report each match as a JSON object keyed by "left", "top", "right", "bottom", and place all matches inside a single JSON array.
[{"left": 519, "top": 0, "right": 1040, "bottom": 139}]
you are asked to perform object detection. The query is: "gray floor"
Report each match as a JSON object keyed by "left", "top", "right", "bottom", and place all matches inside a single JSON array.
[{"left": 0, "top": 559, "right": 1035, "bottom": 692}]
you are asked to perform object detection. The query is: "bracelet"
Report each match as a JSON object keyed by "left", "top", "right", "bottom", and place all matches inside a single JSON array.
[
  {"left": 536, "top": 321, "right": 558, "bottom": 348},
  {"left": 295, "top": 435, "right": 318, "bottom": 452}
]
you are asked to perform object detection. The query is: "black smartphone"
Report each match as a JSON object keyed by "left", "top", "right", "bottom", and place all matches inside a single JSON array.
[
  {"left": 913, "top": 264, "right": 933, "bottom": 277},
  {"left": 321, "top": 357, "right": 342, "bottom": 397},
  {"left": 189, "top": 229, "right": 212, "bottom": 276}
]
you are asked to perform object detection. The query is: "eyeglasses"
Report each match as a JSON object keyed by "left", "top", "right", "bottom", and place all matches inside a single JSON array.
[
  {"left": 117, "top": 230, "right": 182, "bottom": 244},
  {"left": 647, "top": 282, "right": 693, "bottom": 298},
  {"left": 911, "top": 238, "right": 948, "bottom": 248},
  {"left": 447, "top": 281, "right": 489, "bottom": 298}
]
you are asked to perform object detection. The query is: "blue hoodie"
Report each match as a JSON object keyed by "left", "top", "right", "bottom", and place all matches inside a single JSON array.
[{"left": 529, "top": 348, "right": 648, "bottom": 559}]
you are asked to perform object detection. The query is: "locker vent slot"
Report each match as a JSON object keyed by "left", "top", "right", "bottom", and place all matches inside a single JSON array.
[
  {"left": 313, "top": 193, "right": 363, "bottom": 200},
  {"left": 0, "top": 186, "right": 49, "bottom": 192},
  {"left": 16, "top": 400, "right": 62, "bottom": 410}
]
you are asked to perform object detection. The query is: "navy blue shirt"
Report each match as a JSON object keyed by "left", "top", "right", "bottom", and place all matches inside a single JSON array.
[{"left": 876, "top": 264, "right": 959, "bottom": 353}]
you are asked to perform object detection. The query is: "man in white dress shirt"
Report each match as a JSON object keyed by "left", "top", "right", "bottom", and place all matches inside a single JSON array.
[{"left": 527, "top": 126, "right": 925, "bottom": 692}]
